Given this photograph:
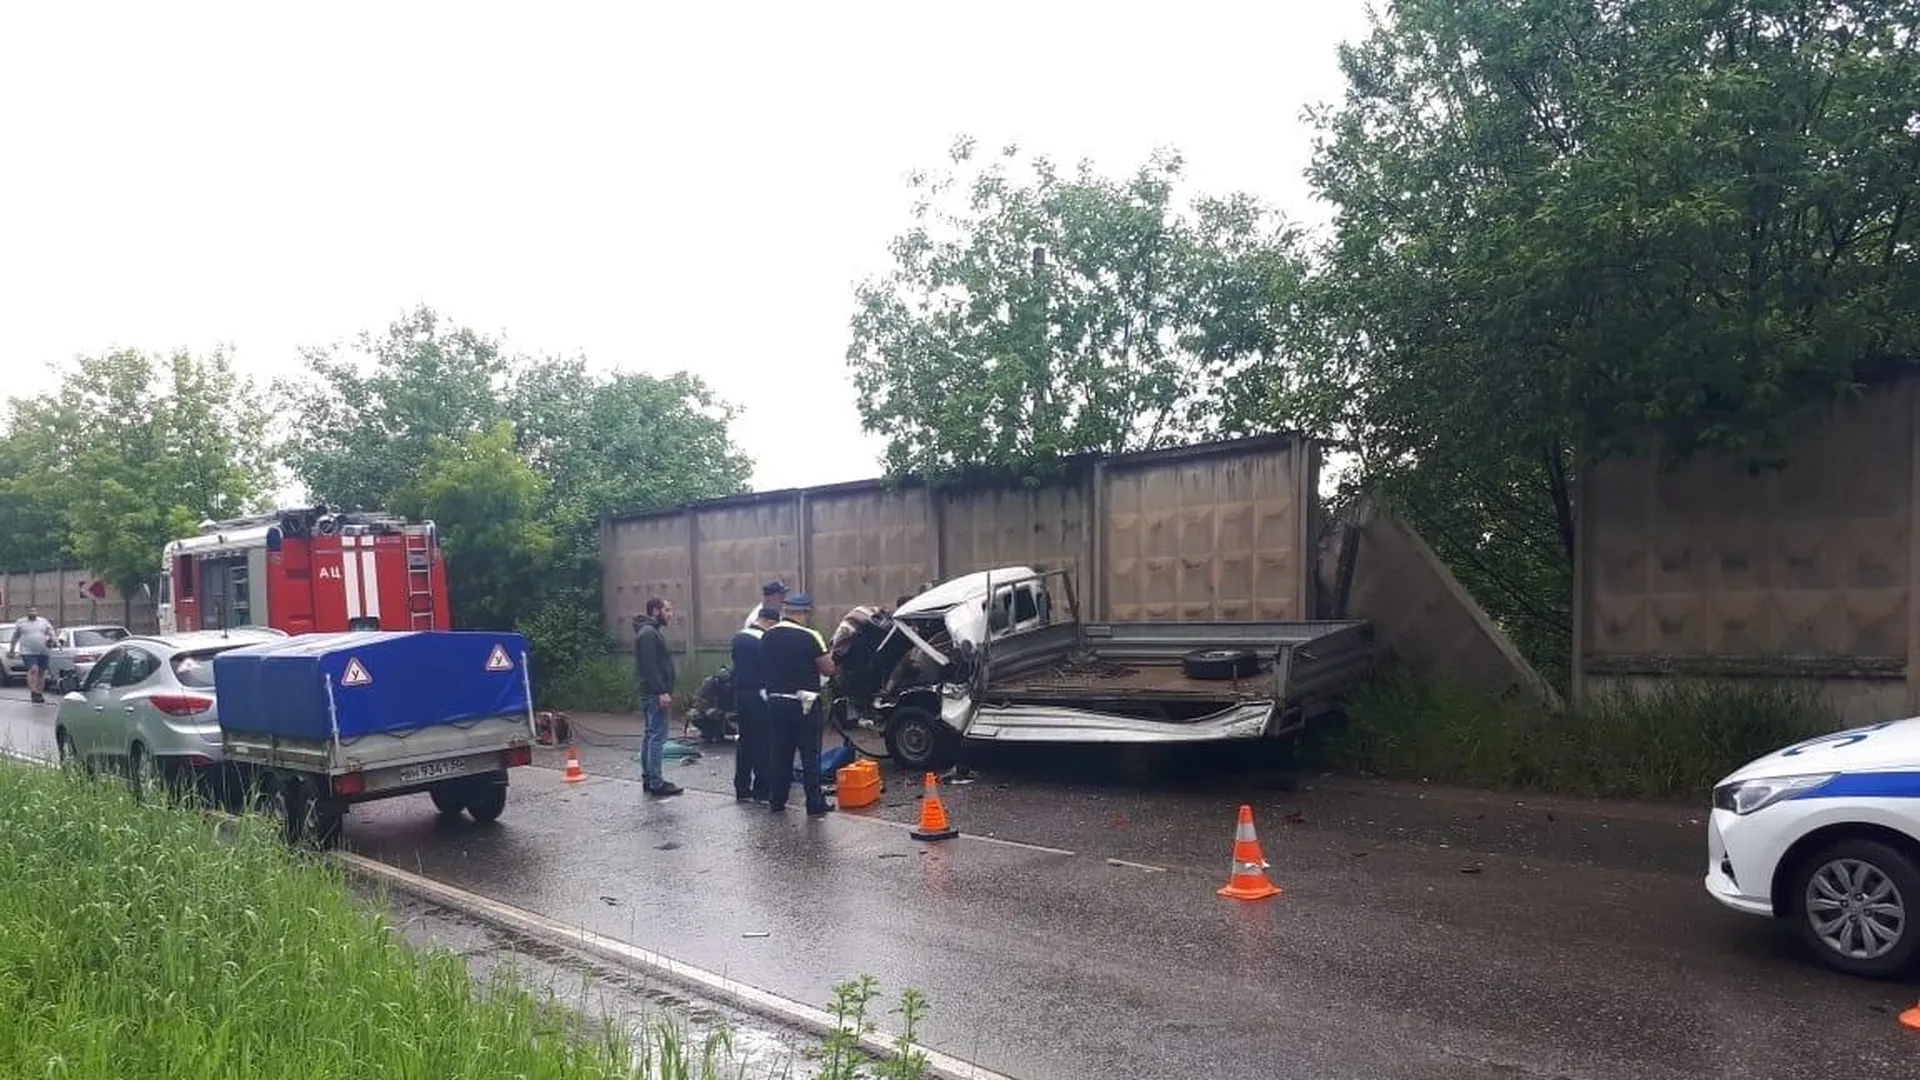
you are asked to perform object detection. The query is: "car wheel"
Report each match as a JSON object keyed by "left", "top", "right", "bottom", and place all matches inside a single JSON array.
[
  {"left": 885, "top": 706, "right": 955, "bottom": 773},
  {"left": 56, "top": 728, "right": 84, "bottom": 773},
  {"left": 1182, "top": 648, "right": 1262, "bottom": 681},
  {"left": 126, "top": 744, "right": 163, "bottom": 802},
  {"left": 464, "top": 779, "right": 508, "bottom": 824},
  {"left": 1789, "top": 837, "right": 1920, "bottom": 979}
]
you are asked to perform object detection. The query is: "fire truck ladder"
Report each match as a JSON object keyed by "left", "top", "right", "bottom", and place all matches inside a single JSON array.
[{"left": 404, "top": 531, "right": 437, "bottom": 630}]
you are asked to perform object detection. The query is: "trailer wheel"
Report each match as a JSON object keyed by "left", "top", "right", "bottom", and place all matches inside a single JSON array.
[
  {"left": 270, "top": 778, "right": 340, "bottom": 849},
  {"left": 1183, "top": 648, "right": 1261, "bottom": 681},
  {"left": 464, "top": 779, "right": 508, "bottom": 824},
  {"left": 429, "top": 783, "right": 467, "bottom": 817},
  {"left": 886, "top": 706, "right": 956, "bottom": 773}
]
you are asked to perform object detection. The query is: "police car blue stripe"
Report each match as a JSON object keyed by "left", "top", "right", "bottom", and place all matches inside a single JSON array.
[{"left": 1789, "top": 771, "right": 1920, "bottom": 800}]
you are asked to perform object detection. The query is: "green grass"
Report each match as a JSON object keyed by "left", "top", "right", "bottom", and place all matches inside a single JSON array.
[
  {"left": 1303, "top": 667, "right": 1842, "bottom": 801},
  {"left": 0, "top": 760, "right": 935, "bottom": 1080}
]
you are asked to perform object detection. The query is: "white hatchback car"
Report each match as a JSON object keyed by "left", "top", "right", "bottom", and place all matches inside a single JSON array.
[{"left": 1706, "top": 717, "right": 1920, "bottom": 978}]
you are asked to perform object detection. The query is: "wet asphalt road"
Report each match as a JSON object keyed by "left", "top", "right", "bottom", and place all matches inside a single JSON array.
[{"left": 4, "top": 691, "right": 1918, "bottom": 1079}]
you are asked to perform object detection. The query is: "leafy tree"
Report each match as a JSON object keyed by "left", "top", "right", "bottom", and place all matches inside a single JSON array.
[
  {"left": 1269, "top": 0, "right": 1920, "bottom": 686},
  {"left": 393, "top": 421, "right": 556, "bottom": 632},
  {"left": 0, "top": 349, "right": 275, "bottom": 593},
  {"left": 509, "top": 356, "right": 751, "bottom": 604},
  {"left": 847, "top": 137, "right": 1307, "bottom": 481},
  {"left": 0, "top": 426, "right": 74, "bottom": 571},
  {"left": 277, "top": 306, "right": 752, "bottom": 694},
  {"left": 277, "top": 305, "right": 511, "bottom": 513}
]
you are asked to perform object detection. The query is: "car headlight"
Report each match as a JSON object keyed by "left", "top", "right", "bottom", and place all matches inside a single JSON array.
[{"left": 1712, "top": 773, "right": 1837, "bottom": 815}]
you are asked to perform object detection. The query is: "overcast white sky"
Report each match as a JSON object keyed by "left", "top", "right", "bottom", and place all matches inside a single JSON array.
[{"left": 0, "top": 1, "right": 1375, "bottom": 496}]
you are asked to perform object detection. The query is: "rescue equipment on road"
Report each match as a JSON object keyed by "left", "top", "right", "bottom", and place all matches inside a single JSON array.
[
  {"left": 910, "top": 771, "right": 959, "bottom": 841},
  {"left": 835, "top": 757, "right": 882, "bottom": 809},
  {"left": 562, "top": 746, "right": 587, "bottom": 784},
  {"left": 1217, "top": 804, "right": 1283, "bottom": 901}
]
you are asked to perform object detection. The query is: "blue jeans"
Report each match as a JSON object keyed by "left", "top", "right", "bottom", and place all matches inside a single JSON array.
[{"left": 640, "top": 696, "right": 668, "bottom": 787}]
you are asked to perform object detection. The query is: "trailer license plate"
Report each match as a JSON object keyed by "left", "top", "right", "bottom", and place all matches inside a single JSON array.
[{"left": 398, "top": 759, "right": 471, "bottom": 784}]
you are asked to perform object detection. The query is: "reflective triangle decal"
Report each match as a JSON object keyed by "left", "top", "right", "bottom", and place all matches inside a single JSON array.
[
  {"left": 485, "top": 644, "right": 514, "bottom": 672},
  {"left": 340, "top": 657, "right": 372, "bottom": 687}
]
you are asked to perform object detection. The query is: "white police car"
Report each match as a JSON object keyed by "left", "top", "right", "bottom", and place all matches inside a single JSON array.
[{"left": 1706, "top": 717, "right": 1920, "bottom": 978}]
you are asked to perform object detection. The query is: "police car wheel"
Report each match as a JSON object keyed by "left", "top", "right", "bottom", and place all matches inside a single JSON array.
[{"left": 1788, "top": 837, "right": 1920, "bottom": 979}]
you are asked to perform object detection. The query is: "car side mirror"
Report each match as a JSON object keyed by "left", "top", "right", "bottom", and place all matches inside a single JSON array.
[{"left": 988, "top": 607, "right": 1010, "bottom": 632}]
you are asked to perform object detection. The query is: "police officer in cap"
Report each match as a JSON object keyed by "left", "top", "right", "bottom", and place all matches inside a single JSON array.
[
  {"left": 759, "top": 592, "right": 835, "bottom": 816},
  {"left": 730, "top": 604, "right": 778, "bottom": 802}
]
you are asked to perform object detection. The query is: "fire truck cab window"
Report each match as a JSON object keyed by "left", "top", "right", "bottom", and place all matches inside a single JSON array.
[{"left": 347, "top": 616, "right": 381, "bottom": 632}]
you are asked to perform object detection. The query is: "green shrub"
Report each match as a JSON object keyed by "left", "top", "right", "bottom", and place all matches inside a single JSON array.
[
  {"left": 543, "top": 652, "right": 636, "bottom": 713},
  {"left": 1307, "top": 666, "right": 1840, "bottom": 801},
  {"left": 518, "top": 599, "right": 621, "bottom": 706}
]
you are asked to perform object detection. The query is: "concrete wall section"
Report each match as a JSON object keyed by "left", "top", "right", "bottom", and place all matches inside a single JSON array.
[
  {"left": 1575, "top": 379, "right": 1917, "bottom": 725},
  {"left": 1317, "top": 501, "right": 1560, "bottom": 707},
  {"left": 602, "top": 514, "right": 694, "bottom": 647},
  {"left": 1105, "top": 443, "right": 1315, "bottom": 622},
  {"left": 0, "top": 569, "right": 157, "bottom": 634},
  {"left": 810, "top": 485, "right": 938, "bottom": 632},
  {"left": 602, "top": 435, "right": 1321, "bottom": 647},
  {"left": 694, "top": 498, "right": 799, "bottom": 646},
  {"left": 938, "top": 482, "right": 1089, "bottom": 602}
]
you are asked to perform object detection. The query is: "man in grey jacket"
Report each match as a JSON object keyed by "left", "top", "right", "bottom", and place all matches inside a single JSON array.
[{"left": 632, "top": 597, "right": 684, "bottom": 797}]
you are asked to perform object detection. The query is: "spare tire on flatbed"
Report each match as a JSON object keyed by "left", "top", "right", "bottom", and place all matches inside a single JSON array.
[{"left": 1182, "top": 648, "right": 1261, "bottom": 681}]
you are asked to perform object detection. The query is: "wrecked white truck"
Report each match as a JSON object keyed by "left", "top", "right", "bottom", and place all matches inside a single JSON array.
[{"left": 827, "top": 566, "right": 1376, "bottom": 771}]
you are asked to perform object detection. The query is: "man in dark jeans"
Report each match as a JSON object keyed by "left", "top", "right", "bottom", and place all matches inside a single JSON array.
[
  {"left": 760, "top": 592, "right": 836, "bottom": 816},
  {"left": 730, "top": 605, "right": 777, "bottom": 802},
  {"left": 632, "top": 597, "right": 684, "bottom": 797}
]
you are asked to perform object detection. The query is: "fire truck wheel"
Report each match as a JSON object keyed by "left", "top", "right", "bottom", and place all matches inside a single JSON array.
[
  {"left": 464, "top": 779, "right": 508, "bottom": 824},
  {"left": 428, "top": 782, "right": 467, "bottom": 817}
]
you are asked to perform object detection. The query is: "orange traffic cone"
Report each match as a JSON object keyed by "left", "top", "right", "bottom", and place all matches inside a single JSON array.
[
  {"left": 1217, "top": 804, "right": 1282, "bottom": 901},
  {"left": 1901, "top": 1000, "right": 1920, "bottom": 1030},
  {"left": 910, "top": 772, "right": 959, "bottom": 841},
  {"left": 561, "top": 746, "right": 587, "bottom": 784}
]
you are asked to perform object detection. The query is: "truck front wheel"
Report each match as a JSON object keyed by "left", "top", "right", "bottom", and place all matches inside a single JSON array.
[{"left": 886, "top": 706, "right": 956, "bottom": 773}]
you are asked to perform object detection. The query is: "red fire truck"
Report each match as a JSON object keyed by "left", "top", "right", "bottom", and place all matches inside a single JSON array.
[{"left": 157, "top": 507, "right": 452, "bottom": 636}]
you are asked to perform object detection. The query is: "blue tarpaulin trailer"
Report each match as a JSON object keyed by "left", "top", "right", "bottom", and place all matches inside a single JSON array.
[{"left": 213, "top": 630, "right": 538, "bottom": 846}]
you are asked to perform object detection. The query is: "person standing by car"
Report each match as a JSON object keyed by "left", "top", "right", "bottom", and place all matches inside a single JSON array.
[
  {"left": 730, "top": 606, "right": 777, "bottom": 803},
  {"left": 632, "top": 598, "right": 684, "bottom": 798},
  {"left": 760, "top": 592, "right": 835, "bottom": 816},
  {"left": 8, "top": 605, "right": 56, "bottom": 705}
]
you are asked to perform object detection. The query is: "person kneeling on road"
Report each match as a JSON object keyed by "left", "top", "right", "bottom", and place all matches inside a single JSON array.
[
  {"left": 731, "top": 606, "right": 777, "bottom": 803},
  {"left": 760, "top": 593, "right": 835, "bottom": 817}
]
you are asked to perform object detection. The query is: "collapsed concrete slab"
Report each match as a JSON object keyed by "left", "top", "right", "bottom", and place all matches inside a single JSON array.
[{"left": 1317, "top": 497, "right": 1563, "bottom": 710}]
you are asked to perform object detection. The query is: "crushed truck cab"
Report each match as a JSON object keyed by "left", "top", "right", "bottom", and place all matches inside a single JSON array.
[
  {"left": 830, "top": 566, "right": 1376, "bottom": 772},
  {"left": 212, "top": 629, "right": 537, "bottom": 846}
]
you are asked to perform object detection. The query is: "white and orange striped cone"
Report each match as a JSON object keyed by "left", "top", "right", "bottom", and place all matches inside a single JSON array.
[
  {"left": 561, "top": 746, "right": 587, "bottom": 784},
  {"left": 1217, "top": 804, "right": 1283, "bottom": 901}
]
